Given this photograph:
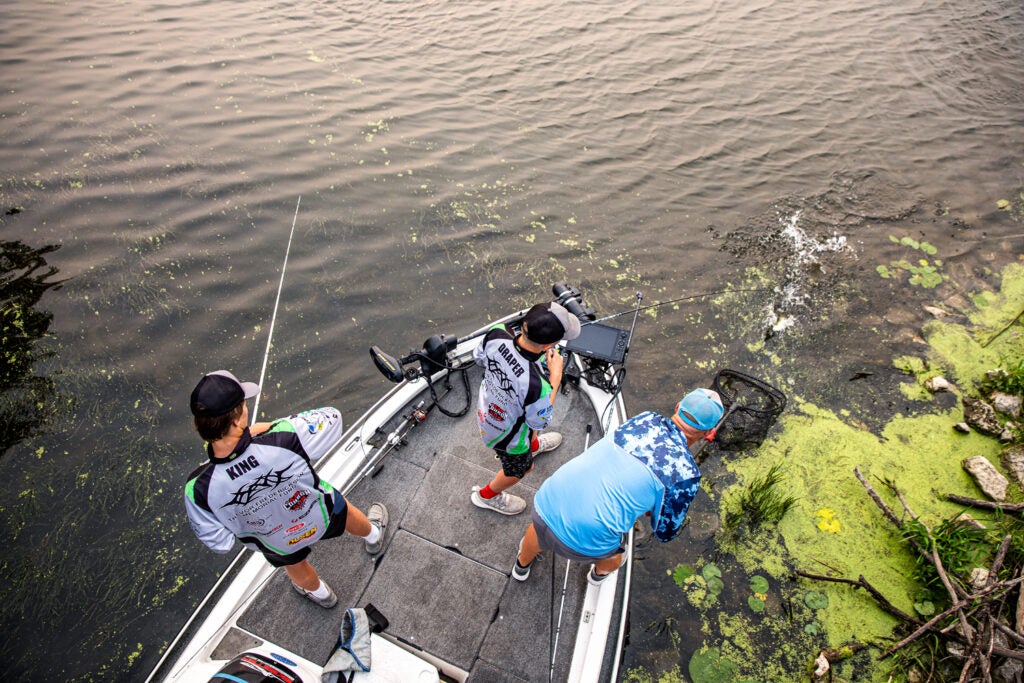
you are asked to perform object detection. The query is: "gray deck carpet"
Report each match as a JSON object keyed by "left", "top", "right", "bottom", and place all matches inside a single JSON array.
[{"left": 237, "top": 365, "right": 613, "bottom": 681}]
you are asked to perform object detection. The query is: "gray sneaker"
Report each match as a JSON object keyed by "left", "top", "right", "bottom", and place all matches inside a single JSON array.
[
  {"left": 292, "top": 580, "right": 338, "bottom": 608},
  {"left": 365, "top": 502, "right": 389, "bottom": 556},
  {"left": 533, "top": 432, "right": 562, "bottom": 455},
  {"left": 471, "top": 486, "right": 526, "bottom": 515}
]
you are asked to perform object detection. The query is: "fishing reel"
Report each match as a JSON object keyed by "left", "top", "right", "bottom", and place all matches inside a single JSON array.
[{"left": 370, "top": 333, "right": 458, "bottom": 383}]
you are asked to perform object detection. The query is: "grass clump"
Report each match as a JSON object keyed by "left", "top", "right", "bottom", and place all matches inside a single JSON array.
[{"left": 726, "top": 463, "right": 797, "bottom": 530}]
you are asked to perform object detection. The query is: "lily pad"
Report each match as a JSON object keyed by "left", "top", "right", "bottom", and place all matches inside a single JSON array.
[
  {"left": 749, "top": 575, "right": 769, "bottom": 593},
  {"left": 672, "top": 564, "right": 695, "bottom": 588},
  {"left": 804, "top": 590, "right": 829, "bottom": 610},
  {"left": 748, "top": 595, "right": 765, "bottom": 613},
  {"left": 997, "top": 199, "right": 1011, "bottom": 210},
  {"left": 706, "top": 575, "right": 725, "bottom": 595},
  {"left": 702, "top": 563, "right": 722, "bottom": 581},
  {"left": 804, "top": 621, "right": 821, "bottom": 636},
  {"left": 689, "top": 647, "right": 740, "bottom": 683},
  {"left": 914, "top": 600, "right": 935, "bottom": 616}
]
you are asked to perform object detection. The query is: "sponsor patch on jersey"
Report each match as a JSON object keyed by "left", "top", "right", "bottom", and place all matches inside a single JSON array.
[
  {"left": 287, "top": 526, "right": 317, "bottom": 545},
  {"left": 285, "top": 523, "right": 305, "bottom": 534},
  {"left": 285, "top": 490, "right": 309, "bottom": 512},
  {"left": 487, "top": 403, "right": 507, "bottom": 422},
  {"left": 538, "top": 404, "right": 553, "bottom": 420},
  {"left": 308, "top": 421, "right": 323, "bottom": 435}
]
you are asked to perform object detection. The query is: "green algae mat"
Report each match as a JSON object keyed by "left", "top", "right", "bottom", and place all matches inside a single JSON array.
[{"left": 625, "top": 260, "right": 1024, "bottom": 683}]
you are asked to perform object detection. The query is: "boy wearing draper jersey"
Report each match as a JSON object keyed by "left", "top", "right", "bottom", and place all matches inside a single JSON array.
[
  {"left": 470, "top": 302, "right": 581, "bottom": 515},
  {"left": 511, "top": 388, "right": 723, "bottom": 585},
  {"left": 184, "top": 370, "right": 388, "bottom": 609}
]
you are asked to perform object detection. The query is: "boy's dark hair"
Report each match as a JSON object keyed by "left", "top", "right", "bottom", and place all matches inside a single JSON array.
[{"left": 194, "top": 402, "right": 244, "bottom": 443}]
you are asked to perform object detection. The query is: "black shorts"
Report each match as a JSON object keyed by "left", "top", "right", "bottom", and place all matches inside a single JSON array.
[
  {"left": 495, "top": 448, "right": 534, "bottom": 479},
  {"left": 261, "top": 495, "right": 349, "bottom": 568}
]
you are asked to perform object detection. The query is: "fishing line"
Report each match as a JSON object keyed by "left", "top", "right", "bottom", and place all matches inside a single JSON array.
[
  {"left": 252, "top": 196, "right": 301, "bottom": 420},
  {"left": 149, "top": 196, "right": 303, "bottom": 682},
  {"left": 582, "top": 287, "right": 767, "bottom": 326}
]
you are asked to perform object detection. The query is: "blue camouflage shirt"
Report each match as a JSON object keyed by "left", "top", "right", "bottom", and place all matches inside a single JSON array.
[{"left": 614, "top": 411, "right": 701, "bottom": 542}]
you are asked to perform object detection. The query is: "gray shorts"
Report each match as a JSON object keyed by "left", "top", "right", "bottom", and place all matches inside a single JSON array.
[{"left": 531, "top": 509, "right": 624, "bottom": 563}]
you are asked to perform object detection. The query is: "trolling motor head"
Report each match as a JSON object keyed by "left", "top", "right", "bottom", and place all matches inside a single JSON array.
[
  {"left": 370, "top": 333, "right": 458, "bottom": 383},
  {"left": 552, "top": 282, "right": 596, "bottom": 321}
]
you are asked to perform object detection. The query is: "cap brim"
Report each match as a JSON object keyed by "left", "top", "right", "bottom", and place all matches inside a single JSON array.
[
  {"left": 239, "top": 381, "right": 260, "bottom": 399},
  {"left": 561, "top": 313, "right": 581, "bottom": 340}
]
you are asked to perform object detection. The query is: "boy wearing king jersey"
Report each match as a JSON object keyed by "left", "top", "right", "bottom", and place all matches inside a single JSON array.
[
  {"left": 184, "top": 370, "right": 388, "bottom": 608},
  {"left": 470, "top": 302, "right": 581, "bottom": 515}
]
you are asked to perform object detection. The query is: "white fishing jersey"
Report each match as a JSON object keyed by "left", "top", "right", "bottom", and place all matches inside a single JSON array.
[
  {"left": 473, "top": 324, "right": 554, "bottom": 454},
  {"left": 184, "top": 407, "right": 343, "bottom": 557}
]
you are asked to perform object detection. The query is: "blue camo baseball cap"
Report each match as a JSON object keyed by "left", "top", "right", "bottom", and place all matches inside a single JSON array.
[{"left": 677, "top": 388, "right": 724, "bottom": 430}]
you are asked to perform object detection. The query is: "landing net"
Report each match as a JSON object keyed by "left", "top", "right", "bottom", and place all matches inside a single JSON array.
[{"left": 711, "top": 368, "right": 787, "bottom": 452}]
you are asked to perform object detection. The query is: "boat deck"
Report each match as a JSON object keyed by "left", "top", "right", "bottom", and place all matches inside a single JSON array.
[{"left": 235, "top": 366, "right": 621, "bottom": 682}]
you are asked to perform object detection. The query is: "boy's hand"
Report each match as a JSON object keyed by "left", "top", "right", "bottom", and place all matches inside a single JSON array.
[{"left": 546, "top": 348, "right": 564, "bottom": 391}]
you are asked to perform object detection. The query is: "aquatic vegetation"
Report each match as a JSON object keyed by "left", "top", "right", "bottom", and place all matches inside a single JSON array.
[
  {"left": 724, "top": 463, "right": 797, "bottom": 531},
  {"left": 688, "top": 647, "right": 740, "bottom": 683},
  {"left": 747, "top": 576, "right": 769, "bottom": 613},
  {"left": 876, "top": 235, "right": 944, "bottom": 288},
  {"left": 0, "top": 240, "right": 66, "bottom": 456},
  {"left": 978, "top": 354, "right": 1024, "bottom": 396},
  {"left": 803, "top": 591, "right": 829, "bottom": 610},
  {"left": 902, "top": 514, "right": 991, "bottom": 593}
]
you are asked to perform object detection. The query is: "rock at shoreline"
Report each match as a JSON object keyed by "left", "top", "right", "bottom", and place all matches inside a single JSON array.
[
  {"left": 953, "top": 422, "right": 971, "bottom": 434},
  {"left": 925, "top": 376, "right": 955, "bottom": 393},
  {"left": 961, "top": 455, "right": 1009, "bottom": 501},
  {"left": 963, "top": 397, "right": 1003, "bottom": 437},
  {"left": 1002, "top": 445, "right": 1024, "bottom": 492},
  {"left": 991, "top": 391, "right": 1022, "bottom": 419}
]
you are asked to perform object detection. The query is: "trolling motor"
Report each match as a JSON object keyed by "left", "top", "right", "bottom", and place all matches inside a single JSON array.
[
  {"left": 552, "top": 281, "right": 597, "bottom": 321},
  {"left": 370, "top": 333, "right": 458, "bottom": 383},
  {"left": 370, "top": 332, "right": 469, "bottom": 419}
]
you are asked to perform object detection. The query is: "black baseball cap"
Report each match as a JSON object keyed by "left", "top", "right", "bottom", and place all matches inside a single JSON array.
[
  {"left": 190, "top": 370, "right": 260, "bottom": 417},
  {"left": 523, "top": 302, "right": 582, "bottom": 344}
]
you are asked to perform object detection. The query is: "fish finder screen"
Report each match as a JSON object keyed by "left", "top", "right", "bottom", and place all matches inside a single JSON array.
[{"left": 564, "top": 322, "right": 630, "bottom": 364}]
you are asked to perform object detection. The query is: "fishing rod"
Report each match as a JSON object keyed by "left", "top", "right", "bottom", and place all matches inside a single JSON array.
[
  {"left": 549, "top": 425, "right": 592, "bottom": 682},
  {"left": 582, "top": 287, "right": 766, "bottom": 327},
  {"left": 252, "top": 196, "right": 301, "bottom": 420},
  {"left": 145, "top": 196, "right": 303, "bottom": 683}
]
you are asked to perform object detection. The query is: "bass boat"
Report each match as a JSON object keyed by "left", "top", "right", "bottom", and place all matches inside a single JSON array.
[{"left": 147, "top": 282, "right": 641, "bottom": 683}]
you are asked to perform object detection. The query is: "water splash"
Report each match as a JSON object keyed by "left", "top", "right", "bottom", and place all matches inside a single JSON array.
[{"left": 763, "top": 210, "right": 851, "bottom": 337}]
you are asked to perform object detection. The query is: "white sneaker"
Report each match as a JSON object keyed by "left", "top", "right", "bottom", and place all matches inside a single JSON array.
[
  {"left": 471, "top": 486, "right": 526, "bottom": 515},
  {"left": 533, "top": 432, "right": 562, "bottom": 455}
]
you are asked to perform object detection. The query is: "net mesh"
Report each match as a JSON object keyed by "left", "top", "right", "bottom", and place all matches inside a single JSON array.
[{"left": 710, "top": 368, "right": 787, "bottom": 452}]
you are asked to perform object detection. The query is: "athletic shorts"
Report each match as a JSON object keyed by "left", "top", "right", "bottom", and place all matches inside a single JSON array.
[
  {"left": 495, "top": 448, "right": 534, "bottom": 479},
  {"left": 261, "top": 494, "right": 349, "bottom": 568},
  {"left": 494, "top": 432, "right": 541, "bottom": 479},
  {"left": 531, "top": 509, "right": 624, "bottom": 563}
]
